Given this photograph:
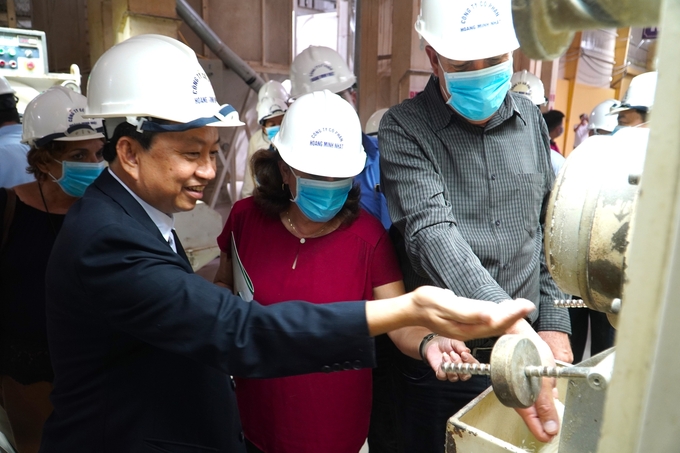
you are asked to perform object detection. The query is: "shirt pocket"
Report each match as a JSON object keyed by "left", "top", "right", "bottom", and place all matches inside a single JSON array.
[{"left": 515, "top": 173, "right": 544, "bottom": 237}]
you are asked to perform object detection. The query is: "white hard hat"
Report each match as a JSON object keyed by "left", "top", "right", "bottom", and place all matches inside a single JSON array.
[
  {"left": 0, "top": 76, "right": 15, "bottom": 96},
  {"left": 85, "top": 34, "right": 243, "bottom": 133},
  {"left": 610, "top": 71, "right": 658, "bottom": 115},
  {"left": 272, "top": 90, "right": 365, "bottom": 178},
  {"left": 365, "top": 108, "right": 388, "bottom": 135},
  {"left": 22, "top": 86, "right": 104, "bottom": 147},
  {"left": 256, "top": 96, "right": 287, "bottom": 124},
  {"left": 415, "top": 0, "right": 519, "bottom": 61},
  {"left": 258, "top": 80, "right": 289, "bottom": 103},
  {"left": 588, "top": 99, "right": 620, "bottom": 133},
  {"left": 290, "top": 46, "right": 356, "bottom": 99},
  {"left": 510, "top": 70, "right": 545, "bottom": 105}
]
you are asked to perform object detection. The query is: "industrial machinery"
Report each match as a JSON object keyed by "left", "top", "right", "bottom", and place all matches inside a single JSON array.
[
  {"left": 441, "top": 0, "right": 679, "bottom": 449},
  {"left": 443, "top": 107, "right": 653, "bottom": 453},
  {"left": 0, "top": 27, "right": 82, "bottom": 113}
]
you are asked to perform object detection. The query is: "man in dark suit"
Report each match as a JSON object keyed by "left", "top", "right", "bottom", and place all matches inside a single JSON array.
[{"left": 39, "top": 35, "right": 535, "bottom": 453}]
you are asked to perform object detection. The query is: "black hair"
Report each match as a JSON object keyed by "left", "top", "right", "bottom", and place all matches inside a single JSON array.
[
  {"left": 102, "top": 119, "right": 167, "bottom": 162},
  {"left": 542, "top": 110, "right": 565, "bottom": 132},
  {"left": 0, "top": 93, "right": 19, "bottom": 124}
]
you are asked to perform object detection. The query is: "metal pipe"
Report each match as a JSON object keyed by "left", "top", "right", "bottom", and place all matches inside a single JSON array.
[{"left": 176, "top": 0, "right": 265, "bottom": 93}]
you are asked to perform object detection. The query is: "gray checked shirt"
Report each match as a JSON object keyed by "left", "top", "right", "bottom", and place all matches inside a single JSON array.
[{"left": 379, "top": 76, "right": 570, "bottom": 334}]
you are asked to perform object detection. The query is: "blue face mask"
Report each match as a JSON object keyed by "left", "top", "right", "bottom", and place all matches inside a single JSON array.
[
  {"left": 265, "top": 125, "right": 280, "bottom": 141},
  {"left": 51, "top": 160, "right": 106, "bottom": 197},
  {"left": 290, "top": 168, "right": 353, "bottom": 222},
  {"left": 440, "top": 59, "right": 513, "bottom": 122}
]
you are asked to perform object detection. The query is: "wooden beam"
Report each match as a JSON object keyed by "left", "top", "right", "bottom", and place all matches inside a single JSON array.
[
  {"left": 356, "top": 0, "right": 380, "bottom": 127},
  {"left": 611, "top": 27, "right": 631, "bottom": 99},
  {"left": 6, "top": 0, "right": 16, "bottom": 29},
  {"left": 390, "top": 0, "right": 414, "bottom": 105}
]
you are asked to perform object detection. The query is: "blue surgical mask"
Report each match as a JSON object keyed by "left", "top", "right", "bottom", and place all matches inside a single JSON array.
[
  {"left": 440, "top": 59, "right": 513, "bottom": 122},
  {"left": 265, "top": 125, "right": 280, "bottom": 141},
  {"left": 51, "top": 160, "right": 106, "bottom": 197},
  {"left": 290, "top": 168, "right": 353, "bottom": 222}
]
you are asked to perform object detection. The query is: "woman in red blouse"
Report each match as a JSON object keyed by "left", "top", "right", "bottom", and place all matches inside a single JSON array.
[{"left": 214, "top": 91, "right": 476, "bottom": 453}]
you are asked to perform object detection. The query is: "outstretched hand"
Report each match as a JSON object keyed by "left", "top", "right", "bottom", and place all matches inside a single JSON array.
[{"left": 410, "top": 287, "right": 536, "bottom": 341}]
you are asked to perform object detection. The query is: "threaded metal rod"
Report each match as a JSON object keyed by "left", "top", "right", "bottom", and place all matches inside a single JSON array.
[
  {"left": 440, "top": 362, "right": 590, "bottom": 379},
  {"left": 554, "top": 299, "right": 587, "bottom": 308},
  {"left": 440, "top": 362, "right": 492, "bottom": 375}
]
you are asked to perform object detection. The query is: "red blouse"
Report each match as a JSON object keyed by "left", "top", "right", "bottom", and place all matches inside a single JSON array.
[{"left": 217, "top": 197, "right": 402, "bottom": 453}]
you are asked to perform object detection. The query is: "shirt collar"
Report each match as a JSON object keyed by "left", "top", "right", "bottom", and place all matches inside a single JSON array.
[
  {"left": 0, "top": 123, "right": 22, "bottom": 137},
  {"left": 423, "top": 76, "right": 526, "bottom": 131},
  {"left": 107, "top": 168, "right": 175, "bottom": 243}
]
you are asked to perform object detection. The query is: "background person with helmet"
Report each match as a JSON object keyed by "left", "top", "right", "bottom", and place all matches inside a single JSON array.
[
  {"left": 0, "top": 85, "right": 105, "bottom": 453},
  {"left": 510, "top": 69, "right": 547, "bottom": 106},
  {"left": 365, "top": 108, "right": 389, "bottom": 137},
  {"left": 240, "top": 83, "right": 288, "bottom": 198},
  {"left": 609, "top": 71, "right": 658, "bottom": 129},
  {"left": 0, "top": 76, "right": 31, "bottom": 188},
  {"left": 214, "top": 90, "right": 415, "bottom": 452},
  {"left": 40, "top": 34, "right": 536, "bottom": 453},
  {"left": 376, "top": 0, "right": 571, "bottom": 451},
  {"left": 588, "top": 99, "right": 620, "bottom": 136},
  {"left": 290, "top": 45, "right": 391, "bottom": 229}
]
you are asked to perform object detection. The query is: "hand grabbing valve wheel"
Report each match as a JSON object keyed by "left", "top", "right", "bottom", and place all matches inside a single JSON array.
[{"left": 441, "top": 334, "right": 594, "bottom": 408}]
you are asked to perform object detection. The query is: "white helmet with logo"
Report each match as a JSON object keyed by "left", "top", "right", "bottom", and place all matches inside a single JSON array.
[
  {"left": 85, "top": 34, "right": 243, "bottom": 134},
  {"left": 510, "top": 70, "right": 546, "bottom": 105},
  {"left": 257, "top": 96, "right": 288, "bottom": 124},
  {"left": 290, "top": 46, "right": 356, "bottom": 99},
  {"left": 365, "top": 108, "right": 388, "bottom": 135},
  {"left": 415, "top": 0, "right": 519, "bottom": 61},
  {"left": 258, "top": 80, "right": 289, "bottom": 103},
  {"left": 22, "top": 86, "right": 104, "bottom": 147},
  {"left": 0, "top": 76, "right": 15, "bottom": 96},
  {"left": 588, "top": 99, "right": 620, "bottom": 134},
  {"left": 272, "top": 90, "right": 365, "bottom": 178},
  {"left": 610, "top": 71, "right": 658, "bottom": 115}
]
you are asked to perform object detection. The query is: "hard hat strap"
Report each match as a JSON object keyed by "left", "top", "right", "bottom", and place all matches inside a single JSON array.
[
  {"left": 34, "top": 123, "right": 105, "bottom": 148},
  {"left": 129, "top": 105, "right": 238, "bottom": 133}
]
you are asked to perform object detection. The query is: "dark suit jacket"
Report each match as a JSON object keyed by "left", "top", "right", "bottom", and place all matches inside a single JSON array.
[{"left": 40, "top": 170, "right": 375, "bottom": 453}]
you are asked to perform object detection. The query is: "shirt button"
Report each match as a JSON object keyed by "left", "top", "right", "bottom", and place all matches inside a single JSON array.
[
  {"left": 332, "top": 363, "right": 342, "bottom": 372},
  {"left": 491, "top": 174, "right": 496, "bottom": 180},
  {"left": 230, "top": 378, "right": 236, "bottom": 390},
  {"left": 321, "top": 365, "right": 331, "bottom": 373},
  {"left": 342, "top": 361, "right": 352, "bottom": 370},
  {"left": 353, "top": 360, "right": 363, "bottom": 370},
  {"left": 239, "top": 431, "right": 245, "bottom": 442},
  {"left": 495, "top": 220, "right": 501, "bottom": 226}
]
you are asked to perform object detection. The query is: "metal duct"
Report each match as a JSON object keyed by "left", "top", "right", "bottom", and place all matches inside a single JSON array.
[{"left": 176, "top": 0, "right": 265, "bottom": 93}]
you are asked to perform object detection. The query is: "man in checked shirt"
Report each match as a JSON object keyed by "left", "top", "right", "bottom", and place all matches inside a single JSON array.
[{"left": 371, "top": 1, "right": 573, "bottom": 452}]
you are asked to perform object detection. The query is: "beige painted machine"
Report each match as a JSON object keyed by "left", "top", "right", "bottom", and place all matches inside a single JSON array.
[
  {"left": 440, "top": 0, "right": 680, "bottom": 451},
  {"left": 0, "top": 27, "right": 82, "bottom": 113}
]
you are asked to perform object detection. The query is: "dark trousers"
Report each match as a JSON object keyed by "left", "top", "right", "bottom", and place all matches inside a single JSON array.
[
  {"left": 369, "top": 337, "right": 491, "bottom": 453},
  {"left": 569, "top": 308, "right": 616, "bottom": 363}
]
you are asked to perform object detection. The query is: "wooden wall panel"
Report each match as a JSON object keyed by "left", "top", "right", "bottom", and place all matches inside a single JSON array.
[
  {"left": 32, "top": 0, "right": 91, "bottom": 87},
  {"left": 179, "top": 0, "right": 293, "bottom": 74}
]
